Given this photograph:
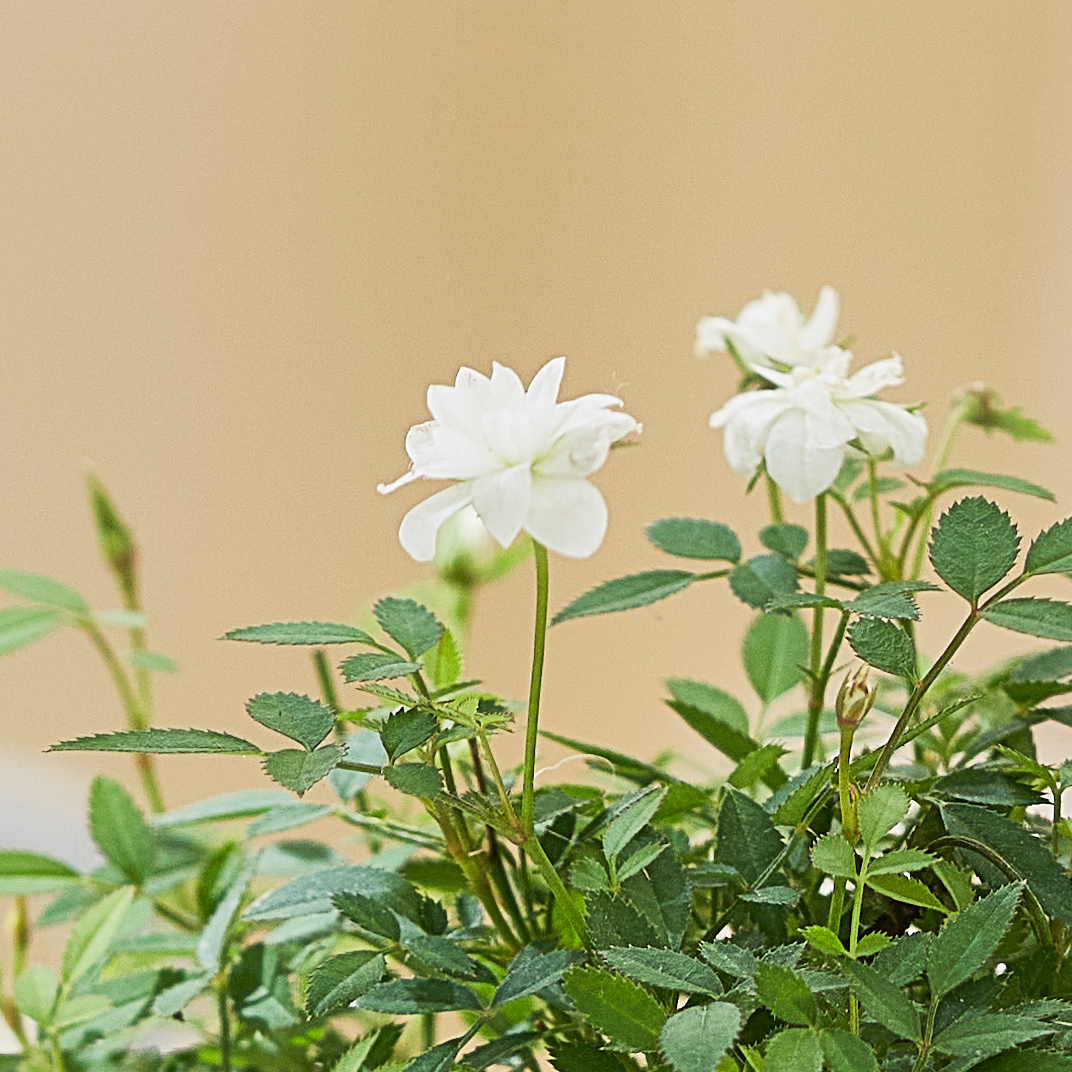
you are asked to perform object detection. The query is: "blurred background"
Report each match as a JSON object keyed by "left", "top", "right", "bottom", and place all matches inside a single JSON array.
[{"left": 2, "top": 2, "right": 1071, "bottom": 868}]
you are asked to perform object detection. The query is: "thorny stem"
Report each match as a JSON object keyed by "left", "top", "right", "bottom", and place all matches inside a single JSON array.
[{"left": 802, "top": 495, "right": 828, "bottom": 769}]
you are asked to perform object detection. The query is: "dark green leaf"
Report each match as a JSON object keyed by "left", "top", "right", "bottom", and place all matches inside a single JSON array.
[
  {"left": 848, "top": 581, "right": 939, "bottom": 621},
  {"left": 0, "top": 606, "right": 63, "bottom": 656},
  {"left": 929, "top": 497, "right": 1020, "bottom": 602},
  {"left": 406, "top": 935, "right": 482, "bottom": 979},
  {"left": 730, "top": 554, "right": 799, "bottom": 609},
  {"left": 245, "top": 864, "right": 422, "bottom": 921},
  {"left": 0, "top": 852, "right": 80, "bottom": 896},
  {"left": 982, "top": 598, "right": 1072, "bottom": 641},
  {"left": 0, "top": 569, "right": 87, "bottom": 613},
  {"left": 717, "top": 789, "right": 784, "bottom": 885},
  {"left": 586, "top": 890, "right": 666, "bottom": 950},
  {"left": 339, "top": 652, "right": 423, "bottom": 682},
  {"left": 552, "top": 570, "right": 697, "bottom": 624},
  {"left": 769, "top": 764, "right": 831, "bottom": 827},
  {"left": 603, "top": 785, "right": 666, "bottom": 862},
  {"left": 971, "top": 1053, "right": 1072, "bottom": 1072},
  {"left": 740, "top": 886, "right": 798, "bottom": 906},
  {"left": 824, "top": 549, "right": 872, "bottom": 577},
  {"left": 562, "top": 966, "right": 666, "bottom": 1052},
  {"left": 51, "top": 728, "right": 261, "bottom": 755},
  {"left": 221, "top": 621, "right": 377, "bottom": 645},
  {"left": 666, "top": 679, "right": 749, "bottom": 735},
  {"left": 548, "top": 1042, "right": 625, "bottom": 1072},
  {"left": 743, "top": 611, "right": 807, "bottom": 702},
  {"left": 820, "top": 1029, "right": 879, "bottom": 1072},
  {"left": 848, "top": 617, "right": 917, "bottom": 680},
  {"left": 1026, "top": 517, "right": 1072, "bottom": 575},
  {"left": 934, "top": 769, "right": 1042, "bottom": 807},
  {"left": 760, "top": 523, "right": 809, "bottom": 561},
  {"left": 865, "top": 848, "right": 937, "bottom": 876},
  {"left": 624, "top": 840, "right": 690, "bottom": 951},
  {"left": 659, "top": 1003, "right": 741, "bottom": 1072},
  {"left": 665, "top": 700, "right": 778, "bottom": 788},
  {"left": 840, "top": 960, "right": 920, "bottom": 1040},
  {"left": 932, "top": 1014, "right": 1052, "bottom": 1057},
  {"left": 88, "top": 776, "right": 154, "bottom": 884},
  {"left": 357, "top": 978, "right": 482, "bottom": 1014},
  {"left": 331, "top": 890, "right": 400, "bottom": 941},
  {"left": 1011, "top": 645, "right": 1072, "bottom": 682},
  {"left": 384, "top": 763, "right": 443, "bottom": 798},
  {"left": 930, "top": 468, "right": 1055, "bottom": 502},
  {"left": 647, "top": 518, "right": 741, "bottom": 561},
  {"left": 381, "top": 708, "right": 438, "bottom": 761},
  {"left": 402, "top": 1033, "right": 475, "bottom": 1072},
  {"left": 617, "top": 842, "right": 668, "bottom": 881},
  {"left": 699, "top": 941, "right": 757, "bottom": 979},
  {"left": 374, "top": 597, "right": 442, "bottom": 659},
  {"left": 755, "top": 962, "right": 818, "bottom": 1025},
  {"left": 602, "top": 947, "right": 722, "bottom": 995},
  {"left": 764, "top": 1028, "right": 822, "bottom": 1072},
  {"left": 263, "top": 744, "right": 344, "bottom": 796},
  {"left": 872, "top": 931, "right": 931, "bottom": 986},
  {"left": 246, "top": 692, "right": 334, "bottom": 750},
  {"left": 865, "top": 874, "right": 947, "bottom": 913},
  {"left": 494, "top": 946, "right": 585, "bottom": 1006},
  {"left": 465, "top": 1032, "right": 542, "bottom": 1071}
]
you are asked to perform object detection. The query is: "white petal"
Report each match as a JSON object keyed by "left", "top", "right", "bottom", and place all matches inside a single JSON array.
[
  {"left": 764, "top": 410, "right": 846, "bottom": 502},
  {"left": 398, "top": 482, "right": 474, "bottom": 562},
  {"left": 798, "top": 286, "right": 840, "bottom": 350},
  {"left": 694, "top": 315, "right": 737, "bottom": 356},
  {"left": 711, "top": 391, "right": 791, "bottom": 474},
  {"left": 841, "top": 353, "right": 905, "bottom": 398},
  {"left": 488, "top": 362, "right": 527, "bottom": 405},
  {"left": 526, "top": 356, "right": 565, "bottom": 409},
  {"left": 552, "top": 394, "right": 630, "bottom": 438},
  {"left": 377, "top": 469, "right": 419, "bottom": 495},
  {"left": 525, "top": 476, "right": 608, "bottom": 558},
  {"left": 472, "top": 464, "right": 532, "bottom": 548},
  {"left": 840, "top": 399, "right": 928, "bottom": 466},
  {"left": 408, "top": 424, "right": 499, "bottom": 479},
  {"left": 788, "top": 379, "right": 856, "bottom": 448}
]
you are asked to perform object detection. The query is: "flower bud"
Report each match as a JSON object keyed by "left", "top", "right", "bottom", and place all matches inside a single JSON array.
[{"left": 836, "top": 664, "right": 877, "bottom": 731}]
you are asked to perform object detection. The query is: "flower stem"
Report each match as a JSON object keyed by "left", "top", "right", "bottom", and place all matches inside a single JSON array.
[
  {"left": 802, "top": 495, "right": 828, "bottom": 769},
  {"left": 521, "top": 541, "right": 549, "bottom": 835},
  {"left": 766, "top": 476, "right": 785, "bottom": 525}
]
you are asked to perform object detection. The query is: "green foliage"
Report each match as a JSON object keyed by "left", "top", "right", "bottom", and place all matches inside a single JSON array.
[
  {"left": 0, "top": 851, "right": 80, "bottom": 895},
  {"left": 51, "top": 728, "right": 262, "bottom": 754},
  {"left": 340, "top": 652, "right": 424, "bottom": 681},
  {"left": 306, "top": 951, "right": 385, "bottom": 1018},
  {"left": 764, "top": 1028, "right": 822, "bottom": 1072},
  {"left": 493, "top": 946, "right": 584, "bottom": 1005},
  {"left": 929, "top": 468, "right": 1055, "bottom": 502},
  {"left": 602, "top": 785, "right": 666, "bottom": 862},
  {"left": 847, "top": 616, "right": 917, "bottom": 680},
  {"left": 742, "top": 611, "right": 807, "bottom": 702},
  {"left": 982, "top": 597, "right": 1072, "bottom": 640},
  {"left": 717, "top": 789, "right": 783, "bottom": 885},
  {"left": 88, "top": 776, "right": 155, "bottom": 884},
  {"left": 929, "top": 496, "right": 1021, "bottom": 603},
  {"left": 601, "top": 947, "right": 722, "bottom": 995},
  {"left": 755, "top": 962, "right": 818, "bottom": 1026},
  {"left": 263, "top": 743, "right": 345, "bottom": 794},
  {"left": 647, "top": 518, "right": 741, "bottom": 561},
  {"left": 729, "top": 553, "right": 798, "bottom": 609},
  {"left": 246, "top": 691, "right": 335, "bottom": 749},
  {"left": 760, "top": 523, "right": 809, "bottom": 560},
  {"left": 381, "top": 708, "right": 438, "bottom": 761},
  {"left": 0, "top": 605, "right": 63, "bottom": 655},
  {"left": 562, "top": 967, "right": 666, "bottom": 1052},
  {"left": 0, "top": 568, "right": 88, "bottom": 613},
  {"left": 659, "top": 1003, "right": 741, "bottom": 1072},
  {"left": 552, "top": 569, "right": 697, "bottom": 623},
  {"left": 1026, "top": 516, "right": 1072, "bottom": 575},
  {"left": 374, "top": 597, "right": 443, "bottom": 659},
  {"left": 383, "top": 763, "right": 443, "bottom": 798},
  {"left": 222, "top": 620, "right": 378, "bottom": 645}
]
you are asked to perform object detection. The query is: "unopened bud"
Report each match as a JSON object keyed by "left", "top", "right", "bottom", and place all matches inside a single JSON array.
[{"left": 836, "top": 664, "right": 876, "bottom": 731}]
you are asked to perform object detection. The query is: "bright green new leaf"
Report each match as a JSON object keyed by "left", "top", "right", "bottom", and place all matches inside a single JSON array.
[
  {"left": 770, "top": 763, "right": 832, "bottom": 827},
  {"left": 262, "top": 744, "right": 344, "bottom": 796},
  {"left": 339, "top": 651, "right": 423, "bottom": 682},
  {"left": 373, "top": 597, "right": 442, "bottom": 659},
  {"left": 246, "top": 692, "right": 334, "bottom": 750},
  {"left": 602, "top": 947, "right": 722, "bottom": 996},
  {"left": 562, "top": 967, "right": 666, "bottom": 1052},
  {"left": 729, "top": 744, "right": 787, "bottom": 790},
  {"left": 982, "top": 598, "right": 1072, "bottom": 642},
  {"left": 811, "top": 835, "right": 857, "bottom": 880},
  {"left": 857, "top": 784, "right": 909, "bottom": 851},
  {"left": 927, "top": 882, "right": 1021, "bottom": 998},
  {"left": 865, "top": 848, "right": 936, "bottom": 876},
  {"left": 14, "top": 965, "right": 58, "bottom": 1026},
  {"left": 384, "top": 763, "right": 443, "bottom": 798},
  {"left": 764, "top": 1028, "right": 822, "bottom": 1072},
  {"left": 659, "top": 1002, "right": 741, "bottom": 1072},
  {"left": 88, "top": 776, "right": 155, "bottom": 885},
  {"left": 930, "top": 468, "right": 1055, "bottom": 502},
  {"left": 306, "top": 951, "right": 385, "bottom": 1018},
  {"left": 423, "top": 628, "right": 461, "bottom": 690},
  {"left": 357, "top": 977, "right": 482, "bottom": 1014},
  {"left": 617, "top": 842, "right": 668, "bottom": 881},
  {"left": 743, "top": 610, "right": 807, "bottom": 702},
  {"left": 221, "top": 620, "right": 377, "bottom": 645},
  {"left": 61, "top": 885, "right": 135, "bottom": 988},
  {"left": 603, "top": 785, "right": 666, "bottom": 863},
  {"left": 853, "top": 933, "right": 892, "bottom": 958},
  {"left": 494, "top": 946, "right": 584, "bottom": 1006},
  {"left": 730, "top": 554, "right": 799, "bottom": 610},
  {"left": 1025, "top": 517, "right": 1072, "bottom": 575},
  {"left": 929, "top": 497, "right": 1020, "bottom": 603},
  {"left": 51, "top": 728, "right": 262, "bottom": 755},
  {"left": 840, "top": 960, "right": 921, "bottom": 1040},
  {"left": 666, "top": 678, "right": 749, "bottom": 735},
  {"left": 848, "top": 616, "right": 917, "bottom": 680},
  {"left": 803, "top": 925, "right": 848, "bottom": 958},
  {"left": 646, "top": 517, "right": 741, "bottom": 561},
  {"left": 865, "top": 874, "right": 948, "bottom": 913},
  {"left": 755, "top": 962, "right": 818, "bottom": 1026},
  {"left": 760, "top": 523, "right": 809, "bottom": 561},
  {"left": 0, "top": 605, "right": 63, "bottom": 656},
  {"left": 932, "top": 1013, "right": 1052, "bottom": 1057},
  {"left": 717, "top": 789, "right": 784, "bottom": 885},
  {"left": 552, "top": 570, "right": 698, "bottom": 624},
  {"left": 380, "top": 708, "right": 438, "bottom": 761},
  {"left": 0, "top": 851, "right": 80, "bottom": 895},
  {"left": 0, "top": 568, "right": 88, "bottom": 613},
  {"left": 820, "top": 1029, "right": 879, "bottom": 1072}
]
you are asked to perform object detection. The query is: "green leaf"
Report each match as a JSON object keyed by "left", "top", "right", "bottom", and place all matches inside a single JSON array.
[
  {"left": 820, "top": 1029, "right": 879, "bottom": 1072},
  {"left": 743, "top": 611, "right": 807, "bottom": 702},
  {"left": 0, "top": 606, "right": 63, "bottom": 656},
  {"left": 730, "top": 554, "right": 799, "bottom": 609},
  {"left": 51, "top": 728, "right": 261, "bottom": 755},
  {"left": 380, "top": 708, "right": 438, "bottom": 761},
  {"left": 853, "top": 933, "right": 891, "bottom": 957},
  {"left": 666, "top": 679, "right": 749, "bottom": 735},
  {"left": 647, "top": 518, "right": 741, "bottom": 561},
  {"left": 764, "top": 1028, "right": 822, "bottom": 1072},
  {"left": 602, "top": 947, "right": 722, "bottom": 996},
  {"left": 331, "top": 890, "right": 401, "bottom": 941},
  {"left": 970, "top": 1053, "right": 1072, "bottom": 1072},
  {"left": 221, "top": 620, "right": 377, "bottom": 645},
  {"left": 552, "top": 570, "right": 698, "bottom": 624},
  {"left": 198, "top": 858, "right": 255, "bottom": 972},
  {"left": 840, "top": 960, "right": 920, "bottom": 1040},
  {"left": 848, "top": 617, "right": 917, "bottom": 680},
  {"left": 262, "top": 744, "right": 344, "bottom": 795},
  {"left": 154, "top": 789, "right": 291, "bottom": 826},
  {"left": 603, "top": 785, "right": 666, "bottom": 862},
  {"left": 402, "top": 1033, "right": 476, "bottom": 1072},
  {"left": 824, "top": 549, "right": 872, "bottom": 577},
  {"left": 803, "top": 925, "right": 849, "bottom": 958},
  {"left": 852, "top": 477, "right": 905, "bottom": 502},
  {"left": 728, "top": 744, "right": 787, "bottom": 790},
  {"left": 740, "top": 886, "right": 799, "bottom": 906},
  {"left": 562, "top": 966, "right": 667, "bottom": 1052},
  {"left": 857, "top": 785, "right": 910, "bottom": 852},
  {"left": 384, "top": 763, "right": 443, "bottom": 798},
  {"left": 665, "top": 699, "right": 782, "bottom": 789},
  {"left": 0, "top": 851, "right": 80, "bottom": 895},
  {"left": 865, "top": 874, "right": 948, "bottom": 913},
  {"left": 872, "top": 931, "right": 931, "bottom": 986},
  {"left": 617, "top": 842, "right": 668, "bottom": 881},
  {"left": 755, "top": 962, "right": 818, "bottom": 1026},
  {"left": 929, "top": 497, "right": 1020, "bottom": 603},
  {"left": 406, "top": 935, "right": 482, "bottom": 979},
  {"left": 1011, "top": 645, "right": 1072, "bottom": 682},
  {"left": 927, "top": 883, "right": 1021, "bottom": 998},
  {"left": 934, "top": 768, "right": 1042, "bottom": 807},
  {"left": 983, "top": 598, "right": 1072, "bottom": 641},
  {"left": 358, "top": 978, "right": 481, "bottom": 1014},
  {"left": 374, "top": 597, "right": 442, "bottom": 659},
  {"left": 770, "top": 764, "right": 832, "bottom": 827},
  {"left": 865, "top": 848, "right": 936, "bottom": 876},
  {"left": 540, "top": 729, "right": 668, "bottom": 784},
  {"left": 14, "top": 966, "right": 58, "bottom": 1026},
  {"left": 151, "top": 973, "right": 211, "bottom": 1018},
  {"left": 246, "top": 692, "right": 334, "bottom": 750},
  {"left": 932, "top": 1013, "right": 1052, "bottom": 1057},
  {"left": 247, "top": 802, "right": 333, "bottom": 836},
  {"left": 88, "top": 776, "right": 155, "bottom": 884},
  {"left": 811, "top": 836, "right": 857, "bottom": 880},
  {"left": 339, "top": 652, "right": 423, "bottom": 682},
  {"left": 306, "top": 951, "right": 385, "bottom": 1018},
  {"left": 586, "top": 890, "right": 666, "bottom": 950},
  {"left": 245, "top": 864, "right": 422, "bottom": 921},
  {"left": 961, "top": 393, "right": 1054, "bottom": 442},
  {"left": 659, "top": 1003, "right": 741, "bottom": 1072},
  {"left": 423, "top": 628, "right": 462, "bottom": 690},
  {"left": 848, "top": 581, "right": 939, "bottom": 621},
  {"left": 930, "top": 468, "right": 1055, "bottom": 502},
  {"left": 548, "top": 1042, "right": 626, "bottom": 1072},
  {"left": 0, "top": 569, "right": 87, "bottom": 613},
  {"left": 61, "top": 885, "right": 135, "bottom": 987},
  {"left": 1026, "top": 517, "right": 1072, "bottom": 575},
  {"left": 126, "top": 649, "right": 177, "bottom": 673},
  {"left": 699, "top": 941, "right": 758, "bottom": 979},
  {"left": 717, "top": 789, "right": 784, "bottom": 885},
  {"left": 760, "top": 523, "right": 809, "bottom": 561},
  {"left": 494, "top": 946, "right": 584, "bottom": 1006}
]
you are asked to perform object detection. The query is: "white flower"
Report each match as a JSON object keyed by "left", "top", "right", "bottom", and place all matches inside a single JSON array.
[
  {"left": 709, "top": 350, "right": 927, "bottom": 504},
  {"left": 695, "top": 285, "right": 841, "bottom": 368},
  {"left": 379, "top": 357, "right": 639, "bottom": 561}
]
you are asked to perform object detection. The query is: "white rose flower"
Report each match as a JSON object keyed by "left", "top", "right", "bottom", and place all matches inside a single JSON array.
[
  {"left": 709, "top": 350, "right": 927, "bottom": 504},
  {"left": 379, "top": 357, "right": 639, "bottom": 561},
  {"left": 695, "top": 285, "right": 841, "bottom": 368}
]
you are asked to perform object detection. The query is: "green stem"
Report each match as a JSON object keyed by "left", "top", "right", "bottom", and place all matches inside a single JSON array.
[
  {"left": 866, "top": 459, "right": 886, "bottom": 572},
  {"left": 50, "top": 1033, "right": 68, "bottom": 1072},
  {"left": 217, "top": 987, "right": 231, "bottom": 1072},
  {"left": 802, "top": 495, "right": 828, "bottom": 769},
  {"left": 313, "top": 650, "right": 342, "bottom": 717},
  {"left": 521, "top": 542, "right": 550, "bottom": 835},
  {"left": 827, "top": 876, "right": 847, "bottom": 938},
  {"left": 523, "top": 833, "right": 589, "bottom": 948},
  {"left": 838, "top": 728, "right": 858, "bottom": 844},
  {"left": 832, "top": 494, "right": 881, "bottom": 572},
  {"left": 766, "top": 476, "right": 785, "bottom": 525}
]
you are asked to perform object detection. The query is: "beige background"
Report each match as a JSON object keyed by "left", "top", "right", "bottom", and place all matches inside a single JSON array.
[{"left": 2, "top": 2, "right": 1072, "bottom": 867}]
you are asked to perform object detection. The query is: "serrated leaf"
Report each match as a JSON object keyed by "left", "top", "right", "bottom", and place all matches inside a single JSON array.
[
  {"left": 659, "top": 1002, "right": 741, "bottom": 1072},
  {"left": 246, "top": 692, "right": 334, "bottom": 750},
  {"left": 983, "top": 598, "right": 1072, "bottom": 641},
  {"left": 494, "top": 946, "right": 584, "bottom": 1006},
  {"left": 603, "top": 785, "right": 666, "bottom": 862},
  {"left": 358, "top": 978, "right": 482, "bottom": 1014},
  {"left": 1011, "top": 645, "right": 1072, "bottom": 682},
  {"left": 730, "top": 554, "right": 799, "bottom": 610},
  {"left": 88, "top": 776, "right": 154, "bottom": 884},
  {"left": 465, "top": 1031, "right": 542, "bottom": 1071},
  {"left": 306, "top": 951, "right": 385, "bottom": 1018},
  {"left": 872, "top": 931, "right": 931, "bottom": 986},
  {"left": 14, "top": 966, "right": 58, "bottom": 1026},
  {"left": 699, "top": 941, "right": 758, "bottom": 979},
  {"left": 934, "top": 768, "right": 1042, "bottom": 807},
  {"left": 820, "top": 1029, "right": 879, "bottom": 1072},
  {"left": 933, "top": 1013, "right": 1052, "bottom": 1057},
  {"left": 865, "top": 848, "right": 936, "bottom": 876},
  {"left": 384, "top": 763, "right": 443, "bottom": 798},
  {"left": 803, "top": 925, "right": 849, "bottom": 957},
  {"left": 853, "top": 933, "right": 891, "bottom": 957},
  {"left": 840, "top": 960, "right": 920, "bottom": 1040},
  {"left": 154, "top": 789, "right": 291, "bottom": 826},
  {"left": 857, "top": 785, "right": 910, "bottom": 852},
  {"left": 61, "top": 885, "right": 135, "bottom": 987},
  {"left": 0, "top": 569, "right": 87, "bottom": 613},
  {"left": 587, "top": 890, "right": 666, "bottom": 950},
  {"left": 51, "top": 728, "right": 261, "bottom": 755},
  {"left": 0, "top": 605, "right": 63, "bottom": 656},
  {"left": 552, "top": 570, "right": 698, "bottom": 624},
  {"left": 811, "top": 836, "right": 857, "bottom": 880},
  {"left": 221, "top": 620, "right": 377, "bottom": 645},
  {"left": 848, "top": 617, "right": 917, "bottom": 680},
  {"left": 562, "top": 966, "right": 666, "bottom": 1052},
  {"left": 0, "top": 851, "right": 80, "bottom": 895},
  {"left": 666, "top": 679, "right": 749, "bottom": 735},
  {"left": 245, "top": 864, "right": 422, "bottom": 921},
  {"left": 729, "top": 744, "right": 788, "bottom": 790},
  {"left": 824, "top": 549, "right": 872, "bottom": 577},
  {"left": 848, "top": 581, "right": 938, "bottom": 621},
  {"left": 866, "top": 873, "right": 947, "bottom": 913},
  {"left": 929, "top": 497, "right": 1020, "bottom": 603},
  {"left": 718, "top": 789, "right": 784, "bottom": 884},
  {"left": 380, "top": 708, "right": 438, "bottom": 761},
  {"left": 406, "top": 935, "right": 482, "bottom": 979},
  {"left": 602, "top": 947, "right": 722, "bottom": 995},
  {"left": 764, "top": 1028, "right": 822, "bottom": 1072},
  {"left": 647, "top": 518, "right": 741, "bottom": 561},
  {"left": 740, "top": 886, "right": 798, "bottom": 906},
  {"left": 1026, "top": 517, "right": 1072, "bottom": 575},
  {"left": 339, "top": 652, "right": 423, "bottom": 682},
  {"left": 423, "top": 628, "right": 462, "bottom": 690},
  {"left": 743, "top": 611, "right": 807, "bottom": 702},
  {"left": 770, "top": 764, "right": 831, "bottom": 827},
  {"left": 548, "top": 1042, "right": 625, "bottom": 1072},
  {"left": 332, "top": 890, "right": 401, "bottom": 940},
  {"left": 402, "top": 1033, "right": 475, "bottom": 1072},
  {"left": 931, "top": 468, "right": 1055, "bottom": 502},
  {"left": 755, "top": 962, "right": 818, "bottom": 1025},
  {"left": 617, "top": 842, "right": 668, "bottom": 881},
  {"left": 263, "top": 744, "right": 344, "bottom": 795},
  {"left": 374, "top": 597, "right": 442, "bottom": 659},
  {"left": 760, "top": 523, "right": 809, "bottom": 561}
]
